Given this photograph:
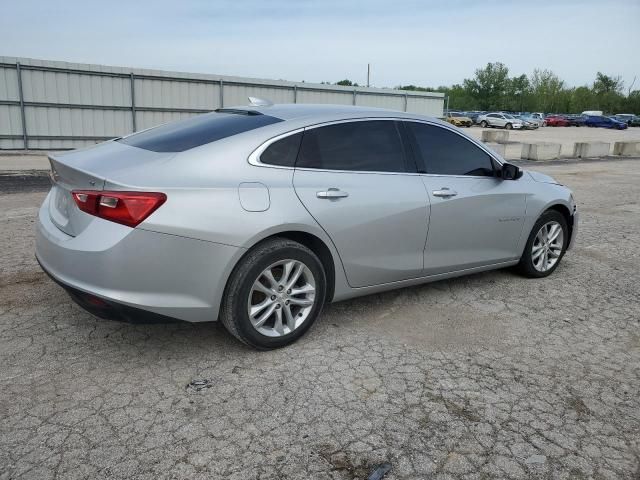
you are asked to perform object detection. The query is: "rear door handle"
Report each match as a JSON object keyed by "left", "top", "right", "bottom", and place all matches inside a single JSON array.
[
  {"left": 432, "top": 188, "right": 458, "bottom": 198},
  {"left": 317, "top": 188, "right": 349, "bottom": 199}
]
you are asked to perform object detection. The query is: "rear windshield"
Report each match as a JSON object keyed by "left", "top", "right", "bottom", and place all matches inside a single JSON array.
[{"left": 118, "top": 111, "right": 283, "bottom": 152}]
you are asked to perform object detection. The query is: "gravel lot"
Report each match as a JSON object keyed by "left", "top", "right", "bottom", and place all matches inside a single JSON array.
[{"left": 1, "top": 159, "right": 639, "bottom": 480}]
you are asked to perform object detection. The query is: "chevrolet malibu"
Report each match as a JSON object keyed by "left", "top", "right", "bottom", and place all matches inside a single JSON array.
[{"left": 36, "top": 103, "right": 578, "bottom": 349}]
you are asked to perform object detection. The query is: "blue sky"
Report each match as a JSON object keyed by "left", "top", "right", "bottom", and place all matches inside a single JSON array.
[{"left": 2, "top": 0, "right": 639, "bottom": 90}]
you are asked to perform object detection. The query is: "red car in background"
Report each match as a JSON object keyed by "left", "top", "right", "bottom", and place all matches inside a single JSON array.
[{"left": 545, "top": 115, "right": 570, "bottom": 127}]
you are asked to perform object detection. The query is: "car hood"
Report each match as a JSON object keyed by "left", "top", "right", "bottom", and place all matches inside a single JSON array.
[{"left": 527, "top": 170, "right": 562, "bottom": 185}]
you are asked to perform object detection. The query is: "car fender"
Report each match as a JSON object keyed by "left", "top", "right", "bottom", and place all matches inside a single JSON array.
[
  {"left": 516, "top": 184, "right": 574, "bottom": 256},
  {"left": 239, "top": 221, "right": 349, "bottom": 301}
]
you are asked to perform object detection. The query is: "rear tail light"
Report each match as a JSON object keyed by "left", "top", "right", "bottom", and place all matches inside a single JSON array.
[{"left": 71, "top": 190, "right": 166, "bottom": 227}]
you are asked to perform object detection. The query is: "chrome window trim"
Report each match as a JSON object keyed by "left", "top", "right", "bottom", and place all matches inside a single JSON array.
[
  {"left": 248, "top": 128, "right": 305, "bottom": 170},
  {"left": 247, "top": 116, "right": 503, "bottom": 175}
]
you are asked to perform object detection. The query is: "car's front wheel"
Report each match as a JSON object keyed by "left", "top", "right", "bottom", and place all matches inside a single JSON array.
[
  {"left": 517, "top": 211, "right": 568, "bottom": 278},
  {"left": 505, "top": 123, "right": 513, "bottom": 130},
  {"left": 480, "top": 120, "right": 488, "bottom": 128},
  {"left": 220, "top": 238, "right": 326, "bottom": 349}
]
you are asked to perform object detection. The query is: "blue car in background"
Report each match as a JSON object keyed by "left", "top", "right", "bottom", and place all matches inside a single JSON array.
[{"left": 585, "top": 115, "right": 628, "bottom": 129}]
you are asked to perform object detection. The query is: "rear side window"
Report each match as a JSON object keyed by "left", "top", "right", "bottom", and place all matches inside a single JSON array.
[
  {"left": 407, "top": 122, "right": 495, "bottom": 177},
  {"left": 296, "top": 120, "right": 407, "bottom": 172},
  {"left": 260, "top": 132, "right": 303, "bottom": 167},
  {"left": 119, "top": 112, "right": 283, "bottom": 152}
]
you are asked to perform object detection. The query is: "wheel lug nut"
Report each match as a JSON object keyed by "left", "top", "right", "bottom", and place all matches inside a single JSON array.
[
  {"left": 278, "top": 285, "right": 284, "bottom": 291},
  {"left": 271, "top": 295, "right": 276, "bottom": 300},
  {"left": 285, "top": 300, "right": 290, "bottom": 305},
  {"left": 276, "top": 304, "right": 281, "bottom": 309},
  {"left": 286, "top": 289, "right": 291, "bottom": 294}
]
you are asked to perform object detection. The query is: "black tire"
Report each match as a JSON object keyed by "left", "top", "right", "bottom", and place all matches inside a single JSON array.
[
  {"left": 505, "top": 123, "right": 513, "bottom": 130},
  {"left": 220, "top": 237, "right": 326, "bottom": 349},
  {"left": 517, "top": 210, "right": 568, "bottom": 278},
  {"left": 480, "top": 120, "right": 488, "bottom": 128}
]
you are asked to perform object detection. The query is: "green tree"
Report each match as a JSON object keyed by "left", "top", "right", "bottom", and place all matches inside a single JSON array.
[
  {"left": 505, "top": 74, "right": 531, "bottom": 111},
  {"left": 335, "top": 79, "right": 359, "bottom": 87},
  {"left": 569, "top": 86, "right": 595, "bottom": 113},
  {"left": 593, "top": 72, "right": 623, "bottom": 95},
  {"left": 592, "top": 72, "right": 625, "bottom": 113},
  {"left": 529, "top": 69, "right": 565, "bottom": 112},
  {"left": 463, "top": 62, "right": 510, "bottom": 110}
]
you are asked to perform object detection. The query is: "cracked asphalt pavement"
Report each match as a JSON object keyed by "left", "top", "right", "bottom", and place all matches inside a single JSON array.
[{"left": 1, "top": 159, "right": 639, "bottom": 479}]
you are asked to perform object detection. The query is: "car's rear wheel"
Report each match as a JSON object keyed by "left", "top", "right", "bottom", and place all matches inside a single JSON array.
[
  {"left": 505, "top": 123, "right": 513, "bottom": 130},
  {"left": 220, "top": 238, "right": 326, "bottom": 349},
  {"left": 480, "top": 120, "right": 488, "bottom": 128},
  {"left": 517, "top": 211, "right": 568, "bottom": 278}
]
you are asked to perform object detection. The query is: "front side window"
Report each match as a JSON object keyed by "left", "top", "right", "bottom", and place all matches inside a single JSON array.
[
  {"left": 406, "top": 122, "right": 495, "bottom": 177},
  {"left": 296, "top": 120, "right": 407, "bottom": 173}
]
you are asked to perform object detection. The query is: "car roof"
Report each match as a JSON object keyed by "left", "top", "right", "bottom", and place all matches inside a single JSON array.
[{"left": 223, "top": 103, "right": 434, "bottom": 122}]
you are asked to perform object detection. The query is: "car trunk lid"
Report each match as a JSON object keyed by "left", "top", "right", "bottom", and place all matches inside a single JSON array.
[{"left": 47, "top": 141, "right": 175, "bottom": 236}]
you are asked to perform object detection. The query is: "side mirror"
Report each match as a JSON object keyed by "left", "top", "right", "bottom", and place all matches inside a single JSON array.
[{"left": 501, "top": 163, "right": 521, "bottom": 180}]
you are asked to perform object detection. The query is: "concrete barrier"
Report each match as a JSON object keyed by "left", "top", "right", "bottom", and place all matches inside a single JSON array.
[
  {"left": 521, "top": 143, "right": 561, "bottom": 161},
  {"left": 481, "top": 130, "right": 510, "bottom": 144},
  {"left": 484, "top": 143, "right": 506, "bottom": 157},
  {"left": 613, "top": 141, "right": 640, "bottom": 156},
  {"left": 573, "top": 142, "right": 610, "bottom": 158}
]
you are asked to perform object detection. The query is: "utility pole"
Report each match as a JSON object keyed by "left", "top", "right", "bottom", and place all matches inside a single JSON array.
[{"left": 367, "top": 64, "right": 370, "bottom": 88}]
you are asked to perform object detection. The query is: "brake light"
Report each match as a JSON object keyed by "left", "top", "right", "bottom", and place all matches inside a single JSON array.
[{"left": 71, "top": 190, "right": 166, "bottom": 227}]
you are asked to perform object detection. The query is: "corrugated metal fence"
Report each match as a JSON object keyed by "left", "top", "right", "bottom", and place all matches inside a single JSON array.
[{"left": 0, "top": 56, "right": 445, "bottom": 150}]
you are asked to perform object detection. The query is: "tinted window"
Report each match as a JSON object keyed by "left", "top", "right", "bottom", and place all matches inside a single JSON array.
[
  {"left": 407, "top": 122, "right": 495, "bottom": 177},
  {"left": 297, "top": 121, "right": 406, "bottom": 172},
  {"left": 260, "top": 132, "right": 302, "bottom": 167},
  {"left": 119, "top": 112, "right": 282, "bottom": 152}
]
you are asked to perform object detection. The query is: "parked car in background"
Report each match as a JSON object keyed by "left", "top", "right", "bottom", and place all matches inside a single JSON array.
[
  {"left": 445, "top": 112, "right": 473, "bottom": 127},
  {"left": 518, "top": 114, "right": 544, "bottom": 128},
  {"left": 464, "top": 111, "right": 485, "bottom": 123},
  {"left": 565, "top": 115, "right": 587, "bottom": 127},
  {"left": 612, "top": 114, "right": 640, "bottom": 126},
  {"left": 582, "top": 110, "right": 604, "bottom": 116},
  {"left": 585, "top": 115, "right": 628, "bottom": 129},
  {"left": 34, "top": 103, "right": 579, "bottom": 349},
  {"left": 545, "top": 115, "right": 570, "bottom": 127},
  {"left": 477, "top": 112, "right": 524, "bottom": 129},
  {"left": 529, "top": 113, "right": 546, "bottom": 124}
]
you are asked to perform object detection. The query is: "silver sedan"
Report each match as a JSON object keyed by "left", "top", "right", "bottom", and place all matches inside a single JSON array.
[{"left": 36, "top": 103, "right": 578, "bottom": 349}]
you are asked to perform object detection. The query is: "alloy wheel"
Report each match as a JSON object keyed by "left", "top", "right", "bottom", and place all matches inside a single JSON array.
[
  {"left": 247, "top": 259, "right": 316, "bottom": 337},
  {"left": 531, "top": 221, "right": 564, "bottom": 272}
]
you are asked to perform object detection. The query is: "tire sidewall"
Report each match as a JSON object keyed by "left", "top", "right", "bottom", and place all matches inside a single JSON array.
[
  {"left": 230, "top": 245, "right": 326, "bottom": 349},
  {"left": 520, "top": 211, "right": 569, "bottom": 278}
]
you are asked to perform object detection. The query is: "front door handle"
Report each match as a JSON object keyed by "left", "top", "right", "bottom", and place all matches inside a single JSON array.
[
  {"left": 317, "top": 188, "right": 349, "bottom": 199},
  {"left": 432, "top": 188, "right": 458, "bottom": 198}
]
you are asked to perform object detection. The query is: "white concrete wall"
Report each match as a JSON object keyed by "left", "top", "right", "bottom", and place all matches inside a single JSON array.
[{"left": 0, "top": 56, "right": 445, "bottom": 150}]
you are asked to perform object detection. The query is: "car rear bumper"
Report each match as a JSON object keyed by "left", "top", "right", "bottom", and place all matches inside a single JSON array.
[{"left": 36, "top": 191, "right": 242, "bottom": 322}]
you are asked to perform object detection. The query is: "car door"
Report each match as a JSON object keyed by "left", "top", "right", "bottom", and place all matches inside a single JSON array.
[
  {"left": 403, "top": 121, "right": 527, "bottom": 275},
  {"left": 488, "top": 113, "right": 503, "bottom": 127},
  {"left": 293, "top": 119, "right": 429, "bottom": 288}
]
